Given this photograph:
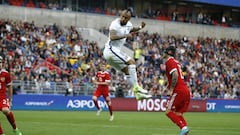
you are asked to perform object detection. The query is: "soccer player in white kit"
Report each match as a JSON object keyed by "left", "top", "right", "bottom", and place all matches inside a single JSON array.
[{"left": 103, "top": 9, "right": 152, "bottom": 100}]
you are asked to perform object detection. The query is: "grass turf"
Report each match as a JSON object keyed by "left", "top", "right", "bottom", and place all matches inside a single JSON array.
[{"left": 0, "top": 111, "right": 239, "bottom": 135}]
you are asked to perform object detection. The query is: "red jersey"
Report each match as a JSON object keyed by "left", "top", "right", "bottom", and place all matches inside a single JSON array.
[
  {"left": 96, "top": 71, "right": 110, "bottom": 90},
  {"left": 165, "top": 57, "right": 189, "bottom": 92},
  {"left": 0, "top": 69, "right": 11, "bottom": 99}
]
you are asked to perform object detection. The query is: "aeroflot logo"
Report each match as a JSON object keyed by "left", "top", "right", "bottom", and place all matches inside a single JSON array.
[
  {"left": 25, "top": 100, "right": 54, "bottom": 106},
  {"left": 66, "top": 99, "right": 108, "bottom": 108}
]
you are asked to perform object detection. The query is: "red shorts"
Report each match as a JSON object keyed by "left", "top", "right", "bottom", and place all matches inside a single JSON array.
[
  {"left": 0, "top": 98, "right": 10, "bottom": 110},
  {"left": 167, "top": 89, "right": 190, "bottom": 113},
  {"left": 93, "top": 88, "right": 110, "bottom": 98}
]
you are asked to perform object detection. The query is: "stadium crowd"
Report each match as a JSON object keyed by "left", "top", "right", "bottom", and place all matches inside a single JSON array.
[{"left": 0, "top": 18, "right": 239, "bottom": 99}]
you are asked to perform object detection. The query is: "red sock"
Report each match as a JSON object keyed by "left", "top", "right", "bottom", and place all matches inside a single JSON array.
[
  {"left": 106, "top": 101, "right": 113, "bottom": 116},
  {"left": 93, "top": 100, "right": 100, "bottom": 110},
  {"left": 166, "top": 112, "right": 185, "bottom": 129},
  {"left": 7, "top": 112, "right": 17, "bottom": 129},
  {"left": 178, "top": 115, "right": 187, "bottom": 127},
  {"left": 0, "top": 123, "right": 3, "bottom": 134}
]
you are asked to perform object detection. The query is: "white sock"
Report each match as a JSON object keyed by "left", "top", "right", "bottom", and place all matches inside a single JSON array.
[
  {"left": 181, "top": 126, "right": 188, "bottom": 130},
  {"left": 127, "top": 64, "right": 138, "bottom": 88}
]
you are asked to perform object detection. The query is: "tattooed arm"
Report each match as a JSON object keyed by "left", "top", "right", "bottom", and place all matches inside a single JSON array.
[{"left": 169, "top": 70, "right": 178, "bottom": 96}]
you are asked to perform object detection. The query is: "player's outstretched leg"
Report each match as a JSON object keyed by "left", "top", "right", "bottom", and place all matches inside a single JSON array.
[
  {"left": 132, "top": 84, "right": 152, "bottom": 100},
  {"left": 133, "top": 84, "right": 149, "bottom": 94},
  {"left": 180, "top": 126, "right": 189, "bottom": 135},
  {"left": 135, "top": 92, "right": 152, "bottom": 100},
  {"left": 13, "top": 128, "right": 22, "bottom": 135}
]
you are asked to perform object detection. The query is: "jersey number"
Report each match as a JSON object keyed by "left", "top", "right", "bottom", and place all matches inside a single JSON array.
[{"left": 2, "top": 99, "right": 7, "bottom": 105}]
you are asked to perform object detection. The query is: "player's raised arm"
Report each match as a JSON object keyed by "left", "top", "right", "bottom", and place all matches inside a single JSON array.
[
  {"left": 109, "top": 29, "right": 132, "bottom": 41},
  {"left": 130, "top": 21, "right": 146, "bottom": 33}
]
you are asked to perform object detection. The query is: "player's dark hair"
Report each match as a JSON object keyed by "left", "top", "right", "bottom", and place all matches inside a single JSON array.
[
  {"left": 126, "top": 8, "right": 133, "bottom": 16},
  {"left": 164, "top": 46, "right": 176, "bottom": 57}
]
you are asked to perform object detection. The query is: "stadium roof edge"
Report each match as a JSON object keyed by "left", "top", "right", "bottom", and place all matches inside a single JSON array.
[{"left": 184, "top": 0, "right": 240, "bottom": 8}]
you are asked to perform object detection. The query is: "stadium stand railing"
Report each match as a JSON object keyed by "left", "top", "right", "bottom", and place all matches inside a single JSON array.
[{"left": 12, "top": 80, "right": 94, "bottom": 95}]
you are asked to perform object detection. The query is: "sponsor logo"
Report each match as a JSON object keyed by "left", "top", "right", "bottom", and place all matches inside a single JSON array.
[
  {"left": 25, "top": 100, "right": 54, "bottom": 106},
  {"left": 137, "top": 99, "right": 167, "bottom": 111},
  {"left": 66, "top": 99, "right": 108, "bottom": 109},
  {"left": 225, "top": 105, "right": 240, "bottom": 109},
  {"left": 192, "top": 105, "right": 200, "bottom": 109},
  {"left": 207, "top": 102, "right": 216, "bottom": 110}
]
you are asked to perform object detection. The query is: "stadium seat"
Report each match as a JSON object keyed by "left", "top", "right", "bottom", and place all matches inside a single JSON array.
[
  {"left": 39, "top": 2, "right": 47, "bottom": 8},
  {"left": 26, "top": 0, "right": 35, "bottom": 8}
]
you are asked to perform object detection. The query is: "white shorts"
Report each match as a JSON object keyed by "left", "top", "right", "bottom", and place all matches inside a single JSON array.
[{"left": 103, "top": 45, "right": 131, "bottom": 71}]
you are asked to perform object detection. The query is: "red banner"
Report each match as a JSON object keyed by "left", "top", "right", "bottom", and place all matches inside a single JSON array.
[
  {"left": 112, "top": 98, "right": 137, "bottom": 111},
  {"left": 188, "top": 99, "right": 206, "bottom": 112},
  {"left": 112, "top": 98, "right": 207, "bottom": 112}
]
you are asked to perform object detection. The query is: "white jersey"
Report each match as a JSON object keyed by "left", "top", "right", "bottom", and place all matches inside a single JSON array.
[
  {"left": 105, "top": 18, "right": 133, "bottom": 49},
  {"left": 103, "top": 18, "right": 133, "bottom": 71}
]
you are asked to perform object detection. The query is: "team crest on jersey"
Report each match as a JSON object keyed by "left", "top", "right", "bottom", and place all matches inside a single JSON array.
[{"left": 0, "top": 77, "right": 5, "bottom": 82}]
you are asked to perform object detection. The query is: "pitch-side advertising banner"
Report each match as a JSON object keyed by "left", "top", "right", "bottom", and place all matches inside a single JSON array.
[
  {"left": 11, "top": 95, "right": 239, "bottom": 112},
  {"left": 207, "top": 99, "right": 240, "bottom": 112},
  {"left": 12, "top": 95, "right": 108, "bottom": 111}
]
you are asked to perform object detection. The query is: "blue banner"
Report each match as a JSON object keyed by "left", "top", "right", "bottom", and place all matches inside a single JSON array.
[
  {"left": 12, "top": 95, "right": 240, "bottom": 112},
  {"left": 207, "top": 99, "right": 240, "bottom": 112},
  {"left": 12, "top": 95, "right": 108, "bottom": 111},
  {"left": 187, "top": 0, "right": 240, "bottom": 7}
]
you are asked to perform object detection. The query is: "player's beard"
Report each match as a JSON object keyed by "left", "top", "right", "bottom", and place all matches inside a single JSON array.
[{"left": 120, "top": 21, "right": 127, "bottom": 26}]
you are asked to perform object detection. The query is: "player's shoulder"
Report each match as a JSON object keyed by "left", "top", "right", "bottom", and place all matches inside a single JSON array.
[
  {"left": 103, "top": 71, "right": 110, "bottom": 75},
  {"left": 104, "top": 71, "right": 110, "bottom": 75},
  {"left": 96, "top": 71, "right": 101, "bottom": 74},
  {"left": 111, "top": 18, "right": 120, "bottom": 25},
  {"left": 126, "top": 21, "right": 133, "bottom": 27},
  {"left": 166, "top": 57, "right": 175, "bottom": 63},
  {"left": 166, "top": 57, "right": 178, "bottom": 65},
  {"left": 0, "top": 69, "right": 10, "bottom": 74}
]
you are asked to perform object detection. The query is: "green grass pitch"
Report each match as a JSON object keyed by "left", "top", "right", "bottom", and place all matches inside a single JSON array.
[{"left": 0, "top": 111, "right": 239, "bottom": 135}]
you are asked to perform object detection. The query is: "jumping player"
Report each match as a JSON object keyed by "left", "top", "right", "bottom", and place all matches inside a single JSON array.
[{"left": 103, "top": 9, "right": 152, "bottom": 100}]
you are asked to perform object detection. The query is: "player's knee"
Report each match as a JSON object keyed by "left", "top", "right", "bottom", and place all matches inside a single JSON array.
[
  {"left": 2, "top": 108, "right": 9, "bottom": 115},
  {"left": 175, "top": 112, "right": 183, "bottom": 116},
  {"left": 165, "top": 109, "right": 171, "bottom": 115},
  {"left": 126, "top": 59, "right": 135, "bottom": 65},
  {"left": 128, "top": 64, "right": 136, "bottom": 69},
  {"left": 105, "top": 97, "right": 111, "bottom": 105},
  {"left": 92, "top": 96, "right": 97, "bottom": 101},
  {"left": 107, "top": 101, "right": 111, "bottom": 106}
]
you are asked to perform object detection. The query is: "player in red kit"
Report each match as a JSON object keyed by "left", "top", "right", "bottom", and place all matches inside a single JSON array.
[
  {"left": 163, "top": 46, "right": 191, "bottom": 135},
  {"left": 0, "top": 56, "right": 22, "bottom": 135},
  {"left": 92, "top": 64, "right": 114, "bottom": 121}
]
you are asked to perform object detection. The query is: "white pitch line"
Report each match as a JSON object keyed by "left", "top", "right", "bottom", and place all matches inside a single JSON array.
[{"left": 151, "top": 133, "right": 176, "bottom": 135}]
